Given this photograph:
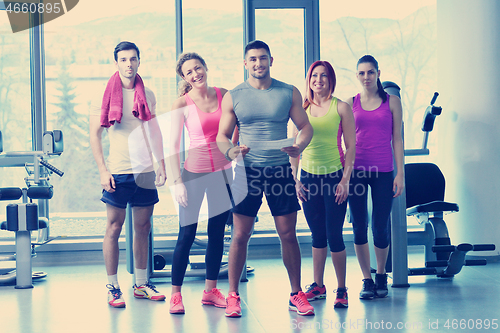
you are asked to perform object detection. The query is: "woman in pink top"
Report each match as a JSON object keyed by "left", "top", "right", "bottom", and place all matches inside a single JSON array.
[
  {"left": 168, "top": 53, "right": 234, "bottom": 314},
  {"left": 347, "top": 55, "right": 404, "bottom": 300}
]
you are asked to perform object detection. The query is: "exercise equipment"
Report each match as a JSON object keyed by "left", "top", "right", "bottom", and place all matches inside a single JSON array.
[
  {"left": 405, "top": 162, "right": 495, "bottom": 276},
  {"left": 0, "top": 130, "right": 64, "bottom": 287},
  {"left": 381, "top": 84, "right": 495, "bottom": 283},
  {"left": 150, "top": 236, "right": 232, "bottom": 279},
  {"left": 124, "top": 210, "right": 254, "bottom": 281}
]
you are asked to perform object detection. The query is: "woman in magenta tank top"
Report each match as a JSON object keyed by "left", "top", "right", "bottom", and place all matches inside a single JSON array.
[
  {"left": 347, "top": 55, "right": 404, "bottom": 300},
  {"left": 167, "top": 53, "right": 234, "bottom": 314}
]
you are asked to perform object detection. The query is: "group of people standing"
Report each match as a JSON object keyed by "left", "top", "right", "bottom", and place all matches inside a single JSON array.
[{"left": 90, "top": 39, "right": 404, "bottom": 318}]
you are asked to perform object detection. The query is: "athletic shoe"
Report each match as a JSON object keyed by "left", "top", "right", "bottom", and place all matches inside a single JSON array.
[
  {"left": 359, "top": 278, "right": 375, "bottom": 300},
  {"left": 304, "top": 282, "right": 327, "bottom": 301},
  {"left": 375, "top": 273, "right": 389, "bottom": 298},
  {"left": 289, "top": 291, "right": 315, "bottom": 316},
  {"left": 225, "top": 292, "right": 242, "bottom": 317},
  {"left": 201, "top": 288, "right": 226, "bottom": 308},
  {"left": 169, "top": 292, "right": 185, "bottom": 314},
  {"left": 333, "top": 287, "right": 348, "bottom": 308},
  {"left": 107, "top": 284, "right": 125, "bottom": 308},
  {"left": 133, "top": 282, "right": 166, "bottom": 301}
]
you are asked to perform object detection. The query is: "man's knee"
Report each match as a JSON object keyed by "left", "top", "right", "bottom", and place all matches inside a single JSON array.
[
  {"left": 134, "top": 220, "right": 152, "bottom": 235},
  {"left": 106, "top": 225, "right": 123, "bottom": 239},
  {"left": 106, "top": 216, "right": 125, "bottom": 239},
  {"left": 232, "top": 229, "right": 252, "bottom": 246},
  {"left": 278, "top": 228, "right": 298, "bottom": 244}
]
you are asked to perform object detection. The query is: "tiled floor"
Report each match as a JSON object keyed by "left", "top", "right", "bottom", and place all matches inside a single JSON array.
[{"left": 0, "top": 249, "right": 499, "bottom": 333}]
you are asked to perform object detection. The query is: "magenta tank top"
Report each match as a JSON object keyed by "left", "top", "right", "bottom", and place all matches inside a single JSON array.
[
  {"left": 352, "top": 93, "right": 394, "bottom": 172},
  {"left": 183, "top": 87, "right": 231, "bottom": 173}
]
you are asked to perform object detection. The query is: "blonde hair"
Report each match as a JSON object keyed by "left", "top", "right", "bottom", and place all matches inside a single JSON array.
[{"left": 175, "top": 52, "right": 208, "bottom": 97}]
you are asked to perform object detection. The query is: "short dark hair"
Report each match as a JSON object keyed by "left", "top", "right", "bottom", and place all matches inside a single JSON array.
[
  {"left": 114, "top": 41, "right": 140, "bottom": 61},
  {"left": 244, "top": 40, "right": 271, "bottom": 58}
]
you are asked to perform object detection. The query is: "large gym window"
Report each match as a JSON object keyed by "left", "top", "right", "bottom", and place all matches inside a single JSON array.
[
  {"left": 41, "top": 1, "right": 177, "bottom": 237},
  {"left": 1, "top": 0, "right": 439, "bottom": 243},
  {"left": 0, "top": 14, "right": 32, "bottom": 238},
  {"left": 320, "top": 0, "right": 438, "bottom": 158}
]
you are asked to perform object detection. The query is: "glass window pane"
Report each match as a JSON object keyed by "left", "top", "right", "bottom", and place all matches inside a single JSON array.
[
  {"left": 0, "top": 19, "right": 31, "bottom": 238},
  {"left": 256, "top": 9, "right": 305, "bottom": 91},
  {"left": 183, "top": 0, "right": 243, "bottom": 93},
  {"left": 255, "top": 8, "right": 307, "bottom": 232},
  {"left": 320, "top": 0, "right": 438, "bottom": 158},
  {"left": 173, "top": 0, "right": 243, "bottom": 233}
]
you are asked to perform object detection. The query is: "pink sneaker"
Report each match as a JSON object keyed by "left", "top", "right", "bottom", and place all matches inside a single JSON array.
[
  {"left": 169, "top": 292, "right": 185, "bottom": 314},
  {"left": 289, "top": 291, "right": 315, "bottom": 316},
  {"left": 304, "top": 282, "right": 326, "bottom": 301},
  {"left": 201, "top": 288, "right": 226, "bottom": 308},
  {"left": 334, "top": 287, "right": 348, "bottom": 308},
  {"left": 225, "top": 292, "right": 242, "bottom": 317}
]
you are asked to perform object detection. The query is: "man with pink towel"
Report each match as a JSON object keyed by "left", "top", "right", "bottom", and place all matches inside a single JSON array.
[{"left": 90, "top": 41, "right": 167, "bottom": 308}]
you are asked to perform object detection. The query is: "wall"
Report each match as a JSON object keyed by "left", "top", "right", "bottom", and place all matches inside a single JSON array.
[{"left": 437, "top": 0, "right": 500, "bottom": 257}]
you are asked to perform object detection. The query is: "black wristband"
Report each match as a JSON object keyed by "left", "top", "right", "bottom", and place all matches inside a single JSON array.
[{"left": 224, "top": 147, "right": 233, "bottom": 161}]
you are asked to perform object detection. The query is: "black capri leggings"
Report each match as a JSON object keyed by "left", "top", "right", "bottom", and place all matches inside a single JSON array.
[
  {"left": 348, "top": 169, "right": 393, "bottom": 249},
  {"left": 171, "top": 168, "right": 232, "bottom": 286},
  {"left": 301, "top": 169, "right": 347, "bottom": 253}
]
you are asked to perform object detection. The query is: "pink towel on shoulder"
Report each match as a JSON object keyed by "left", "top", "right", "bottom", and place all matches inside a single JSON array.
[{"left": 100, "top": 71, "right": 152, "bottom": 127}]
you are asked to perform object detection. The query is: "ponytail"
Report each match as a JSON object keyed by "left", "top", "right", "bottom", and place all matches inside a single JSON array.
[
  {"left": 303, "top": 98, "right": 311, "bottom": 110},
  {"left": 178, "top": 80, "right": 192, "bottom": 97},
  {"left": 376, "top": 78, "right": 387, "bottom": 103}
]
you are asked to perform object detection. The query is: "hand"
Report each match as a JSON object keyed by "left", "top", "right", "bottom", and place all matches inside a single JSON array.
[
  {"left": 295, "top": 179, "right": 308, "bottom": 202},
  {"left": 393, "top": 173, "right": 405, "bottom": 197},
  {"left": 175, "top": 182, "right": 188, "bottom": 207},
  {"left": 100, "top": 171, "right": 115, "bottom": 193},
  {"left": 335, "top": 178, "right": 349, "bottom": 204},
  {"left": 231, "top": 144, "right": 250, "bottom": 159},
  {"left": 155, "top": 167, "right": 166, "bottom": 187},
  {"left": 281, "top": 144, "right": 301, "bottom": 158}
]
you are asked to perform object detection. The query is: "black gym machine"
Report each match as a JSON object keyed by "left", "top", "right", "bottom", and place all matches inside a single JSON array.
[{"left": 382, "top": 82, "right": 495, "bottom": 281}]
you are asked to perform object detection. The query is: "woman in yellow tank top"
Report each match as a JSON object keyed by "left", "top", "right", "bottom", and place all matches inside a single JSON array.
[{"left": 290, "top": 60, "right": 356, "bottom": 308}]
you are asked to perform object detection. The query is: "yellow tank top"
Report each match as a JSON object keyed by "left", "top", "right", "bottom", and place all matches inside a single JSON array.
[{"left": 301, "top": 97, "right": 344, "bottom": 175}]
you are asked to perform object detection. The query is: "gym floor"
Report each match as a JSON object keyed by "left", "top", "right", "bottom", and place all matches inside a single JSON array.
[{"left": 0, "top": 247, "right": 499, "bottom": 333}]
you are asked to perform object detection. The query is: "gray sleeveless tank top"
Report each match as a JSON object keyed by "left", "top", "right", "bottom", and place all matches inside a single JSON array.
[{"left": 230, "top": 79, "right": 293, "bottom": 167}]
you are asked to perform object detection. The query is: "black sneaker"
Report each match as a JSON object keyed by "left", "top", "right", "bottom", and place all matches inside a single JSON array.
[
  {"left": 359, "top": 279, "right": 375, "bottom": 300},
  {"left": 375, "top": 273, "right": 388, "bottom": 298}
]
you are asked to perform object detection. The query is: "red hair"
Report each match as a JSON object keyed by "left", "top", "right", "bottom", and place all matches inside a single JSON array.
[{"left": 303, "top": 60, "right": 337, "bottom": 110}]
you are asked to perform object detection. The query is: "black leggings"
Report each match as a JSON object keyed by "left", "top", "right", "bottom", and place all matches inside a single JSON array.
[
  {"left": 301, "top": 169, "right": 347, "bottom": 253},
  {"left": 171, "top": 169, "right": 232, "bottom": 286},
  {"left": 348, "top": 170, "right": 393, "bottom": 249}
]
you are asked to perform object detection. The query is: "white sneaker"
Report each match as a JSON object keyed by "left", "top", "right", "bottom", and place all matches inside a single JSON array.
[{"left": 107, "top": 284, "right": 126, "bottom": 308}]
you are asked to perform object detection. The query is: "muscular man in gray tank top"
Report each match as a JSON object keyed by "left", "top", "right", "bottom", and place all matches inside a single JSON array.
[{"left": 216, "top": 40, "right": 314, "bottom": 317}]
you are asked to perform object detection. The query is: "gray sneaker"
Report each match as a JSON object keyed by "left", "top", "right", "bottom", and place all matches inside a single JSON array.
[
  {"left": 359, "top": 279, "right": 375, "bottom": 300},
  {"left": 375, "top": 273, "right": 388, "bottom": 298}
]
